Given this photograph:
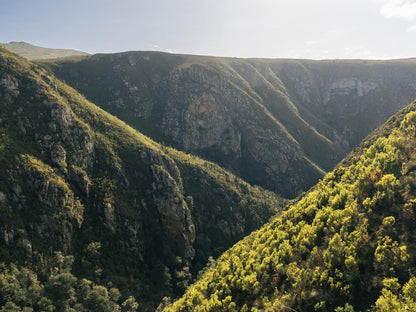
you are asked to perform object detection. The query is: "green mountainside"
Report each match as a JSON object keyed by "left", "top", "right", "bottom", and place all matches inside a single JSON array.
[
  {"left": 5, "top": 44, "right": 416, "bottom": 311},
  {"left": 0, "top": 48, "right": 285, "bottom": 310},
  {"left": 0, "top": 41, "right": 89, "bottom": 60},
  {"left": 41, "top": 52, "right": 416, "bottom": 197},
  {"left": 162, "top": 100, "right": 416, "bottom": 311}
]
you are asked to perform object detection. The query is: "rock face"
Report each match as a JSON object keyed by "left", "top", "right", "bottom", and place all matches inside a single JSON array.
[
  {"left": 0, "top": 47, "right": 282, "bottom": 309},
  {"left": 42, "top": 53, "right": 416, "bottom": 197}
]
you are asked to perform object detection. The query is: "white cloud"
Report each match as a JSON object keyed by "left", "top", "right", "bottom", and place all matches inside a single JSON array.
[
  {"left": 374, "top": 0, "right": 416, "bottom": 21},
  {"left": 408, "top": 24, "right": 416, "bottom": 31},
  {"left": 324, "top": 28, "right": 339, "bottom": 37},
  {"left": 343, "top": 46, "right": 385, "bottom": 59},
  {"left": 149, "top": 44, "right": 160, "bottom": 51}
]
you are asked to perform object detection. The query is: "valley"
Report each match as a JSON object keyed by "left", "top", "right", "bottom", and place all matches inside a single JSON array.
[
  {"left": 2, "top": 44, "right": 416, "bottom": 311},
  {"left": 41, "top": 53, "right": 416, "bottom": 197}
]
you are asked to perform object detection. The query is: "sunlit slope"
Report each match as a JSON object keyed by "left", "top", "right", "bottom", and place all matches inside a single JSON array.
[
  {"left": 0, "top": 47, "right": 284, "bottom": 310},
  {"left": 163, "top": 100, "right": 416, "bottom": 311},
  {"left": 1, "top": 41, "right": 89, "bottom": 60}
]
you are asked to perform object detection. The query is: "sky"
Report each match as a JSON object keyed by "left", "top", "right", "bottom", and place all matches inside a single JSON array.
[{"left": 1, "top": 0, "right": 416, "bottom": 59}]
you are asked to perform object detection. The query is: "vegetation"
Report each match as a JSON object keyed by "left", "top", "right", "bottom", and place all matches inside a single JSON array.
[
  {"left": 0, "top": 47, "right": 285, "bottom": 310},
  {"left": 5, "top": 44, "right": 416, "bottom": 311},
  {"left": 41, "top": 51, "right": 416, "bottom": 197},
  {"left": 0, "top": 41, "right": 89, "bottom": 60},
  {"left": 163, "top": 102, "right": 416, "bottom": 311},
  {"left": 0, "top": 253, "right": 138, "bottom": 312}
]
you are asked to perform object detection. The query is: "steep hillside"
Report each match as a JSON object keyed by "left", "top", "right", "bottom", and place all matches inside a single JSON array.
[
  {"left": 1, "top": 41, "right": 89, "bottom": 60},
  {"left": 0, "top": 47, "right": 284, "bottom": 310},
  {"left": 162, "top": 100, "right": 416, "bottom": 311},
  {"left": 41, "top": 53, "right": 416, "bottom": 197}
]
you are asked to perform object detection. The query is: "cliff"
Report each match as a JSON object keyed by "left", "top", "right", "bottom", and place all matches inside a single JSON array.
[{"left": 42, "top": 53, "right": 416, "bottom": 197}]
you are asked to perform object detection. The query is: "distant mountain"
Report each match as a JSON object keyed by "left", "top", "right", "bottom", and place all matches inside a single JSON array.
[
  {"left": 0, "top": 41, "right": 89, "bottom": 60},
  {"left": 162, "top": 98, "right": 416, "bottom": 311},
  {"left": 41, "top": 52, "right": 416, "bottom": 198},
  {"left": 0, "top": 47, "right": 284, "bottom": 310}
]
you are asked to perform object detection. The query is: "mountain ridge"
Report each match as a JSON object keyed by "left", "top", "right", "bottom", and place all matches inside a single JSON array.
[
  {"left": 41, "top": 51, "right": 416, "bottom": 197},
  {"left": 0, "top": 41, "right": 89, "bottom": 60},
  {"left": 0, "top": 47, "right": 284, "bottom": 310}
]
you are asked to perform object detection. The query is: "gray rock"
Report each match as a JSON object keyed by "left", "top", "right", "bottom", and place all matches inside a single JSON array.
[
  {"left": 0, "top": 191, "right": 6, "bottom": 204},
  {"left": 20, "top": 238, "right": 32, "bottom": 257}
]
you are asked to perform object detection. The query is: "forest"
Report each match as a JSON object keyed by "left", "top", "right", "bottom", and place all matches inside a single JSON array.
[{"left": 162, "top": 104, "right": 416, "bottom": 311}]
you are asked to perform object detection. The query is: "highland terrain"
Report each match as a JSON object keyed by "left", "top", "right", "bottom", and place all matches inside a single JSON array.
[
  {"left": 2, "top": 44, "right": 416, "bottom": 311},
  {"left": 42, "top": 53, "right": 416, "bottom": 197}
]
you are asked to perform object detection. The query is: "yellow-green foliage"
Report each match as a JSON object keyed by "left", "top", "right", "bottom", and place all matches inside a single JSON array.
[
  {"left": 164, "top": 102, "right": 416, "bottom": 311},
  {"left": 167, "top": 146, "right": 265, "bottom": 199},
  {"left": 1, "top": 46, "right": 286, "bottom": 311},
  {"left": 20, "top": 154, "right": 84, "bottom": 225},
  {"left": 0, "top": 253, "right": 138, "bottom": 311},
  {"left": 372, "top": 277, "right": 416, "bottom": 311},
  {"left": 21, "top": 154, "right": 68, "bottom": 191}
]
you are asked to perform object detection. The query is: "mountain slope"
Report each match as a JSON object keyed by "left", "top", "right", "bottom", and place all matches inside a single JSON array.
[
  {"left": 1, "top": 41, "right": 89, "bottom": 60},
  {"left": 41, "top": 52, "right": 416, "bottom": 197},
  {"left": 162, "top": 99, "right": 416, "bottom": 311},
  {"left": 0, "top": 47, "right": 284, "bottom": 310}
]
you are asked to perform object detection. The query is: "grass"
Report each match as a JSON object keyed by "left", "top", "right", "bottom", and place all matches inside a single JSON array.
[{"left": 1, "top": 41, "right": 89, "bottom": 60}]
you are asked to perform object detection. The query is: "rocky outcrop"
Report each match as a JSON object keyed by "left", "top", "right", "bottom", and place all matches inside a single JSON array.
[
  {"left": 326, "top": 78, "right": 378, "bottom": 99},
  {"left": 0, "top": 47, "right": 198, "bottom": 277},
  {"left": 0, "top": 47, "right": 282, "bottom": 309},
  {"left": 1, "top": 75, "right": 20, "bottom": 104},
  {"left": 158, "top": 63, "right": 328, "bottom": 196},
  {"left": 43, "top": 53, "right": 416, "bottom": 197}
]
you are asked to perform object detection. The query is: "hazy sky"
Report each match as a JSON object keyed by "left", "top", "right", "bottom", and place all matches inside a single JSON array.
[{"left": 1, "top": 0, "right": 416, "bottom": 59}]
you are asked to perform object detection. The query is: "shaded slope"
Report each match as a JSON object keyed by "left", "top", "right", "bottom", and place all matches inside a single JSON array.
[
  {"left": 269, "top": 58, "right": 416, "bottom": 148},
  {"left": 163, "top": 100, "right": 416, "bottom": 311},
  {"left": 39, "top": 53, "right": 333, "bottom": 197},
  {"left": 0, "top": 48, "right": 284, "bottom": 310},
  {"left": 41, "top": 52, "right": 416, "bottom": 197}
]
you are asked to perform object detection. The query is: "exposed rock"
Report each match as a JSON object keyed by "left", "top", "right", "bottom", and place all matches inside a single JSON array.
[
  {"left": 163, "top": 92, "right": 241, "bottom": 158},
  {"left": 19, "top": 238, "right": 32, "bottom": 257},
  {"left": 17, "top": 118, "right": 28, "bottom": 135},
  {"left": 12, "top": 183, "right": 22, "bottom": 197},
  {"left": 45, "top": 53, "right": 416, "bottom": 197},
  {"left": 151, "top": 163, "right": 195, "bottom": 259},
  {"left": 51, "top": 144, "right": 67, "bottom": 167},
  {"left": 42, "top": 74, "right": 57, "bottom": 91},
  {"left": 3, "top": 230, "right": 13, "bottom": 244},
  {"left": 0, "top": 75, "right": 19, "bottom": 95},
  {"left": 1, "top": 75, "right": 20, "bottom": 104},
  {"left": 0, "top": 52, "right": 7, "bottom": 64},
  {"left": 0, "top": 47, "right": 284, "bottom": 309},
  {"left": 68, "top": 165, "right": 91, "bottom": 196},
  {"left": 325, "top": 78, "right": 378, "bottom": 102},
  {"left": 103, "top": 202, "right": 116, "bottom": 233},
  {"left": 216, "top": 219, "right": 244, "bottom": 240},
  {"left": 0, "top": 191, "right": 6, "bottom": 204},
  {"left": 50, "top": 101, "right": 73, "bottom": 128}
]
